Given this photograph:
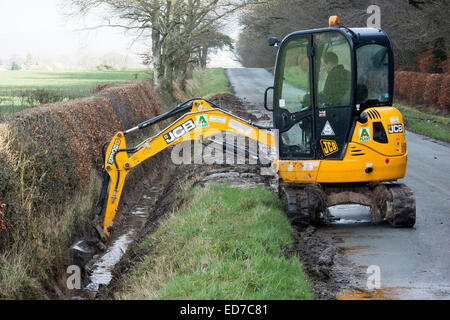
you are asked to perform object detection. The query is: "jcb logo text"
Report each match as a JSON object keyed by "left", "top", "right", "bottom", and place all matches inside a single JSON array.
[
  {"left": 320, "top": 139, "right": 339, "bottom": 156},
  {"left": 164, "top": 119, "right": 196, "bottom": 144}
]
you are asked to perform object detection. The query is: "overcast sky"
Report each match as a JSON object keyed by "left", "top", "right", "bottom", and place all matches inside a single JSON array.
[{"left": 0, "top": 0, "right": 240, "bottom": 68}]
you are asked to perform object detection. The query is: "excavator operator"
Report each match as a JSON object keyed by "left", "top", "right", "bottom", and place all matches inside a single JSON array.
[{"left": 321, "top": 51, "right": 350, "bottom": 106}]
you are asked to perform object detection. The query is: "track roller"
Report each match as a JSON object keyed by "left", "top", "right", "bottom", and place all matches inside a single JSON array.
[{"left": 381, "top": 183, "right": 416, "bottom": 227}]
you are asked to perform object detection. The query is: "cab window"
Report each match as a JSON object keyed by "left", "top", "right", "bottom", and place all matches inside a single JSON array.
[
  {"left": 356, "top": 44, "right": 390, "bottom": 107},
  {"left": 276, "top": 36, "right": 313, "bottom": 158},
  {"left": 314, "top": 32, "right": 352, "bottom": 108}
]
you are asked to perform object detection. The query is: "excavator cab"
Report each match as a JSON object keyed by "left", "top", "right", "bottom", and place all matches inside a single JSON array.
[{"left": 268, "top": 19, "right": 394, "bottom": 161}]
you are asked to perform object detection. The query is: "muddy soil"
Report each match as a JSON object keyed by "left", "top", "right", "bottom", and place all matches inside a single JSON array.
[
  {"left": 210, "top": 93, "right": 271, "bottom": 124},
  {"left": 286, "top": 226, "right": 365, "bottom": 300}
]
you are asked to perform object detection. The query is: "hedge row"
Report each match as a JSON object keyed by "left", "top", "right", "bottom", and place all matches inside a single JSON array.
[
  {"left": 395, "top": 71, "right": 450, "bottom": 112},
  {"left": 0, "top": 81, "right": 168, "bottom": 298},
  {"left": 0, "top": 81, "right": 162, "bottom": 235}
]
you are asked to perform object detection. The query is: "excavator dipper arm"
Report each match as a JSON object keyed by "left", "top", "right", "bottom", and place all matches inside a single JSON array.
[{"left": 95, "top": 99, "right": 276, "bottom": 241}]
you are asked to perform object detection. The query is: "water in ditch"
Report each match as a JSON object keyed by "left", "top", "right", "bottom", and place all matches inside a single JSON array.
[{"left": 70, "top": 186, "right": 162, "bottom": 298}]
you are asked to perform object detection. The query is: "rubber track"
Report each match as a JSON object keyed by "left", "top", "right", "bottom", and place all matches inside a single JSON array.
[
  {"left": 279, "top": 182, "right": 325, "bottom": 226},
  {"left": 386, "top": 183, "right": 416, "bottom": 227},
  {"left": 280, "top": 182, "right": 416, "bottom": 228}
]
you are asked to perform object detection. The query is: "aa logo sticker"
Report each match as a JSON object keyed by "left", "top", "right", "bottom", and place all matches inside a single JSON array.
[
  {"left": 320, "top": 139, "right": 339, "bottom": 156},
  {"left": 359, "top": 127, "right": 371, "bottom": 141},
  {"left": 196, "top": 114, "right": 209, "bottom": 128}
]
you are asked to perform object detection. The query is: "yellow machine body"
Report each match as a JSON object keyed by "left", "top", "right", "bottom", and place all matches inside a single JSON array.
[
  {"left": 100, "top": 100, "right": 408, "bottom": 236},
  {"left": 275, "top": 106, "right": 407, "bottom": 183}
]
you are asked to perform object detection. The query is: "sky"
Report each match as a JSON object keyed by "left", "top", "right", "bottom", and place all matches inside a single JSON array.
[{"left": 0, "top": 0, "right": 241, "bottom": 68}]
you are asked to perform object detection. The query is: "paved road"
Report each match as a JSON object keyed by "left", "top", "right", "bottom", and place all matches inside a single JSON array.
[
  {"left": 227, "top": 68, "right": 275, "bottom": 107},
  {"left": 226, "top": 67, "right": 450, "bottom": 299}
]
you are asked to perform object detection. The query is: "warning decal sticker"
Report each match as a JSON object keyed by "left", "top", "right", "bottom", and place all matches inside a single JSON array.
[
  {"left": 321, "top": 121, "right": 335, "bottom": 136},
  {"left": 196, "top": 114, "right": 209, "bottom": 128}
]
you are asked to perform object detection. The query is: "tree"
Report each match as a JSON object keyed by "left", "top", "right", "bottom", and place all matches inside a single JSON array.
[
  {"left": 25, "top": 53, "right": 34, "bottom": 67},
  {"left": 69, "top": 0, "right": 257, "bottom": 95},
  {"left": 11, "top": 62, "right": 21, "bottom": 71},
  {"left": 194, "top": 27, "right": 233, "bottom": 68}
]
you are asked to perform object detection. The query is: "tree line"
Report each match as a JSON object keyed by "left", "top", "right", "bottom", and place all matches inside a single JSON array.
[
  {"left": 68, "top": 0, "right": 448, "bottom": 96},
  {"left": 236, "top": 0, "right": 448, "bottom": 72}
]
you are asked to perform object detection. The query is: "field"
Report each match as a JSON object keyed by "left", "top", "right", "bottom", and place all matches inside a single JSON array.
[{"left": 0, "top": 69, "right": 151, "bottom": 116}]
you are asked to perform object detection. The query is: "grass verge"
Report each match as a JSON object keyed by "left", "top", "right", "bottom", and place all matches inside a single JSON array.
[
  {"left": 184, "top": 67, "right": 232, "bottom": 99},
  {"left": 116, "top": 184, "right": 314, "bottom": 300},
  {"left": 395, "top": 102, "right": 450, "bottom": 142}
]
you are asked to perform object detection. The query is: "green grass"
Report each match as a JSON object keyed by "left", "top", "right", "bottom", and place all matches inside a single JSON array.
[
  {"left": 284, "top": 65, "right": 310, "bottom": 90},
  {"left": 117, "top": 184, "right": 314, "bottom": 300},
  {"left": 0, "top": 69, "right": 150, "bottom": 89},
  {"left": 395, "top": 102, "right": 450, "bottom": 142},
  {"left": 0, "top": 69, "right": 152, "bottom": 116},
  {"left": 185, "top": 67, "right": 232, "bottom": 99}
]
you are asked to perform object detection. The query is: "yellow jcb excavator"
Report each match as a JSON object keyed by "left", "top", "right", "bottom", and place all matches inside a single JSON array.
[{"left": 94, "top": 17, "right": 415, "bottom": 242}]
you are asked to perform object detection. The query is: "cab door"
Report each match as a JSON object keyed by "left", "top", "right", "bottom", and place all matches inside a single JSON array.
[
  {"left": 274, "top": 31, "right": 354, "bottom": 160},
  {"left": 274, "top": 35, "right": 315, "bottom": 160},
  {"left": 313, "top": 32, "right": 353, "bottom": 159}
]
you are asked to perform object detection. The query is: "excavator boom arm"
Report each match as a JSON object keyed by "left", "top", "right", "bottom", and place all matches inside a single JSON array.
[{"left": 96, "top": 99, "right": 276, "bottom": 240}]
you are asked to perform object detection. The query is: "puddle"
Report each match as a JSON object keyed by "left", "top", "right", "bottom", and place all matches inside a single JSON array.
[
  {"left": 85, "top": 230, "right": 135, "bottom": 292},
  {"left": 333, "top": 218, "right": 372, "bottom": 224},
  {"left": 71, "top": 240, "right": 94, "bottom": 253},
  {"left": 70, "top": 186, "right": 162, "bottom": 298},
  {"left": 328, "top": 205, "right": 372, "bottom": 225}
]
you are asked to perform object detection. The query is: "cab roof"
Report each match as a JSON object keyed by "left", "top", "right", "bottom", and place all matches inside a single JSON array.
[
  {"left": 282, "top": 26, "right": 392, "bottom": 49},
  {"left": 349, "top": 27, "right": 392, "bottom": 48}
]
